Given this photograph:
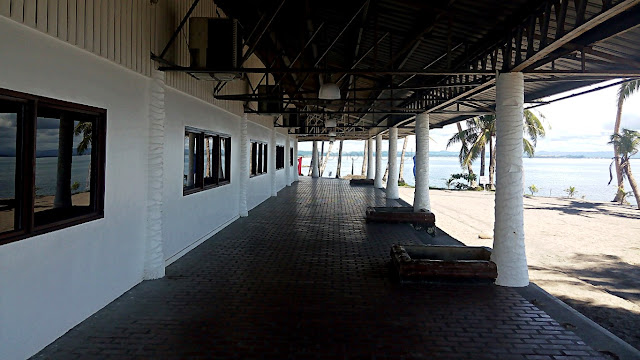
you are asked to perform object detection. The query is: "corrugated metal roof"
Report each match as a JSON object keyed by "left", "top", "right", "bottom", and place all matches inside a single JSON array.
[{"left": 215, "top": 0, "right": 640, "bottom": 139}]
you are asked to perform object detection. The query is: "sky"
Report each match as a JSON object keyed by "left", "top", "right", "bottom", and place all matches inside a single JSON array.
[{"left": 298, "top": 80, "right": 640, "bottom": 154}]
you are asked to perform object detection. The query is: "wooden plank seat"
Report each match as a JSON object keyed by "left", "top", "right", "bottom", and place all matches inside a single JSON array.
[
  {"left": 366, "top": 206, "right": 436, "bottom": 235},
  {"left": 349, "top": 179, "right": 374, "bottom": 185}
]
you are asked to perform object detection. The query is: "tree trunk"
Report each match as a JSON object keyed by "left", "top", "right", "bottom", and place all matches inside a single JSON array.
[
  {"left": 351, "top": 157, "right": 354, "bottom": 174},
  {"left": 480, "top": 145, "right": 486, "bottom": 177},
  {"left": 489, "top": 136, "right": 496, "bottom": 190},
  {"left": 320, "top": 142, "right": 334, "bottom": 176},
  {"left": 399, "top": 137, "right": 408, "bottom": 183},
  {"left": 361, "top": 141, "right": 367, "bottom": 175},
  {"left": 624, "top": 162, "right": 640, "bottom": 210},
  {"left": 382, "top": 163, "right": 389, "bottom": 181},
  {"left": 54, "top": 117, "right": 74, "bottom": 208},
  {"left": 336, "top": 140, "right": 343, "bottom": 178},
  {"left": 613, "top": 97, "right": 625, "bottom": 202}
]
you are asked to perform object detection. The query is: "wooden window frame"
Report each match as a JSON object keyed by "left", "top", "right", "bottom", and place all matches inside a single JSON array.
[
  {"left": 183, "top": 127, "right": 231, "bottom": 196},
  {"left": 0, "top": 88, "right": 106, "bottom": 246},
  {"left": 250, "top": 140, "right": 268, "bottom": 177}
]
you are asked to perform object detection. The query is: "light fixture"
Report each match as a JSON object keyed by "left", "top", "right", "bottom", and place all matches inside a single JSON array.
[
  {"left": 318, "top": 83, "right": 341, "bottom": 100},
  {"left": 325, "top": 118, "right": 337, "bottom": 128},
  {"left": 328, "top": 130, "right": 337, "bottom": 137}
]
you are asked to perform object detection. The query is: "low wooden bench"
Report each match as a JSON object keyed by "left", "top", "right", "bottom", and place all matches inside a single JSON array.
[
  {"left": 365, "top": 206, "right": 436, "bottom": 235},
  {"left": 390, "top": 244, "right": 497, "bottom": 282},
  {"left": 349, "top": 179, "right": 374, "bottom": 186}
]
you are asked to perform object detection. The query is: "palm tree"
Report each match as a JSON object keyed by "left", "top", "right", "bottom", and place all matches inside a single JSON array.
[
  {"left": 398, "top": 137, "right": 408, "bottom": 183},
  {"left": 612, "top": 80, "right": 640, "bottom": 202},
  {"left": 608, "top": 129, "right": 640, "bottom": 210},
  {"left": 447, "top": 110, "right": 545, "bottom": 190}
]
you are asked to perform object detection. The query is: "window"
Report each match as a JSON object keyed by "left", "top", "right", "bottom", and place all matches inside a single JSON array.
[
  {"left": 0, "top": 88, "right": 106, "bottom": 246},
  {"left": 250, "top": 141, "right": 267, "bottom": 176},
  {"left": 290, "top": 147, "right": 294, "bottom": 166},
  {"left": 183, "top": 127, "right": 231, "bottom": 195},
  {"left": 276, "top": 145, "right": 285, "bottom": 170}
]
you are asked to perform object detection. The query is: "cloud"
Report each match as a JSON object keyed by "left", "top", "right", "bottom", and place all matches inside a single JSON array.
[{"left": 0, "top": 113, "right": 17, "bottom": 128}]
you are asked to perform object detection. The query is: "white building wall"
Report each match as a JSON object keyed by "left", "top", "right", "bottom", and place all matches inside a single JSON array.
[
  {"left": 162, "top": 88, "right": 242, "bottom": 263},
  {"left": 0, "top": 13, "right": 288, "bottom": 359},
  {"left": 0, "top": 16, "right": 148, "bottom": 360}
]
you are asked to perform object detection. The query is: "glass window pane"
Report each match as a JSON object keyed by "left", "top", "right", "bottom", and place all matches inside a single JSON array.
[
  {"left": 35, "top": 107, "right": 95, "bottom": 226},
  {"left": 183, "top": 132, "right": 197, "bottom": 190},
  {"left": 251, "top": 142, "right": 257, "bottom": 175},
  {"left": 204, "top": 135, "right": 216, "bottom": 186},
  {"left": 219, "top": 137, "right": 226, "bottom": 181},
  {"left": 258, "top": 143, "right": 263, "bottom": 173},
  {"left": 262, "top": 144, "right": 267, "bottom": 173},
  {"left": 0, "top": 101, "right": 19, "bottom": 234}
]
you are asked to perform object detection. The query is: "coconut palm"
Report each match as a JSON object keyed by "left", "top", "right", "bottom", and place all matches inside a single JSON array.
[
  {"left": 612, "top": 80, "right": 640, "bottom": 202},
  {"left": 447, "top": 110, "right": 545, "bottom": 190},
  {"left": 608, "top": 129, "right": 640, "bottom": 210}
]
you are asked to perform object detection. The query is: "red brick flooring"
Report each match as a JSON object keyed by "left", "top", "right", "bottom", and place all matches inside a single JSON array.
[{"left": 32, "top": 178, "right": 607, "bottom": 359}]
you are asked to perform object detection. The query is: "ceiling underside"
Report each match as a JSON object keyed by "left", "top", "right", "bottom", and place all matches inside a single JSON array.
[{"left": 181, "top": 0, "right": 640, "bottom": 140}]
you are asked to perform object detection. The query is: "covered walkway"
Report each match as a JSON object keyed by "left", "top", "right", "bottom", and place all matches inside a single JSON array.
[{"left": 33, "top": 178, "right": 604, "bottom": 359}]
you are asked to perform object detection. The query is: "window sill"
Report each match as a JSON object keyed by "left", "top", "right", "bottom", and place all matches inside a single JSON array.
[{"left": 0, "top": 212, "right": 104, "bottom": 246}]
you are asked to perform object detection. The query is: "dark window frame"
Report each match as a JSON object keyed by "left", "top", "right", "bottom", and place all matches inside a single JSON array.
[
  {"left": 0, "top": 88, "right": 106, "bottom": 246},
  {"left": 183, "top": 127, "right": 231, "bottom": 196},
  {"left": 276, "top": 145, "right": 285, "bottom": 170},
  {"left": 250, "top": 140, "right": 268, "bottom": 177}
]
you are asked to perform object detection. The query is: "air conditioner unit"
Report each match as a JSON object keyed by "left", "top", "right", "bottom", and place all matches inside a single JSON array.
[
  {"left": 282, "top": 110, "right": 301, "bottom": 128},
  {"left": 189, "top": 18, "right": 242, "bottom": 81},
  {"left": 257, "top": 85, "right": 283, "bottom": 114}
]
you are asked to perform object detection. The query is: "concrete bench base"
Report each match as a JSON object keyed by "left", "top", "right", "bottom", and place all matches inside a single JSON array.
[{"left": 390, "top": 244, "right": 497, "bottom": 282}]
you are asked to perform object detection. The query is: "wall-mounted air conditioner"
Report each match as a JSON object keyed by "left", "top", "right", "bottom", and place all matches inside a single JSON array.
[
  {"left": 257, "top": 85, "right": 283, "bottom": 114},
  {"left": 189, "top": 18, "right": 242, "bottom": 81},
  {"left": 282, "top": 110, "right": 301, "bottom": 128}
]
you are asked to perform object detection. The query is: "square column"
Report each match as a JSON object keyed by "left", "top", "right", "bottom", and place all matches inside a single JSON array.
[
  {"left": 294, "top": 138, "right": 300, "bottom": 181},
  {"left": 239, "top": 113, "right": 249, "bottom": 217},
  {"left": 374, "top": 134, "right": 384, "bottom": 188},
  {"left": 285, "top": 135, "right": 291, "bottom": 186},
  {"left": 312, "top": 140, "right": 320, "bottom": 178},
  {"left": 386, "top": 127, "right": 399, "bottom": 199},
  {"left": 144, "top": 69, "right": 167, "bottom": 280},
  {"left": 492, "top": 72, "right": 529, "bottom": 287},
  {"left": 367, "top": 137, "right": 375, "bottom": 179},
  {"left": 413, "top": 112, "right": 430, "bottom": 212},
  {"left": 271, "top": 126, "right": 277, "bottom": 196}
]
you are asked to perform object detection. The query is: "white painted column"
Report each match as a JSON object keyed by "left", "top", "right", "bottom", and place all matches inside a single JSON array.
[
  {"left": 374, "top": 134, "right": 383, "bottom": 188},
  {"left": 294, "top": 138, "right": 300, "bottom": 181},
  {"left": 271, "top": 126, "right": 277, "bottom": 196},
  {"left": 492, "top": 72, "right": 529, "bottom": 287},
  {"left": 386, "top": 127, "right": 399, "bottom": 199},
  {"left": 239, "top": 113, "right": 249, "bottom": 217},
  {"left": 413, "top": 113, "right": 431, "bottom": 212},
  {"left": 312, "top": 140, "right": 320, "bottom": 178},
  {"left": 367, "top": 137, "right": 375, "bottom": 179},
  {"left": 144, "top": 69, "right": 166, "bottom": 280},
  {"left": 285, "top": 135, "right": 291, "bottom": 186}
]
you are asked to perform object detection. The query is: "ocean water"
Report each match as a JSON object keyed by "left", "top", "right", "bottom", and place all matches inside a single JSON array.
[
  {"left": 0, "top": 155, "right": 92, "bottom": 199},
  {"left": 1, "top": 155, "right": 638, "bottom": 206},
  {"left": 302, "top": 155, "right": 640, "bottom": 206}
]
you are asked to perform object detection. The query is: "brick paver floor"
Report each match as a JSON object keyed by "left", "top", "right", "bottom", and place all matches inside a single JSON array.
[{"left": 33, "top": 178, "right": 607, "bottom": 359}]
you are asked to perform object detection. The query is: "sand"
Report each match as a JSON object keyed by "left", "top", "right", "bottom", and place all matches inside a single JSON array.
[{"left": 399, "top": 187, "right": 640, "bottom": 350}]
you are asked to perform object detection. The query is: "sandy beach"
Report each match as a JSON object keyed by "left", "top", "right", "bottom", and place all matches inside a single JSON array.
[{"left": 399, "top": 187, "right": 640, "bottom": 350}]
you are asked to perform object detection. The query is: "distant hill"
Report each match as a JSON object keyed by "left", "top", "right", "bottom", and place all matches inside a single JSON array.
[
  {"left": 0, "top": 149, "right": 91, "bottom": 157},
  {"left": 297, "top": 150, "right": 614, "bottom": 159}
]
